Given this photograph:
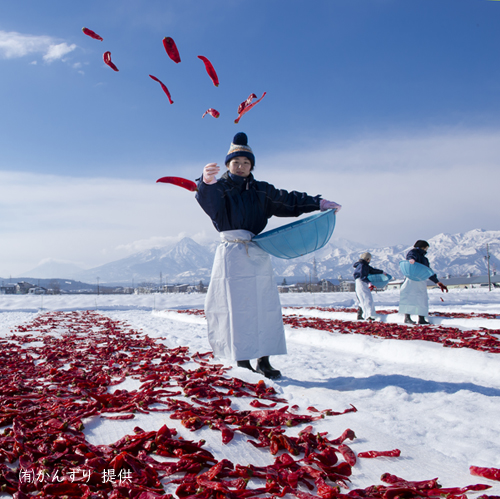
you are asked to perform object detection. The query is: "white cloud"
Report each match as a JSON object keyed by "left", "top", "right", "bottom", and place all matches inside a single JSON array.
[
  {"left": 0, "top": 127, "right": 498, "bottom": 276},
  {"left": 261, "top": 127, "right": 500, "bottom": 247},
  {"left": 43, "top": 42, "right": 77, "bottom": 62},
  {"left": 0, "top": 30, "right": 77, "bottom": 62}
]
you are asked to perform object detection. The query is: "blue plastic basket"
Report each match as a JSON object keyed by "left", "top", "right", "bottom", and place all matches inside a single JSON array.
[
  {"left": 368, "top": 273, "right": 393, "bottom": 288},
  {"left": 252, "top": 210, "right": 336, "bottom": 259},
  {"left": 399, "top": 260, "right": 435, "bottom": 281}
]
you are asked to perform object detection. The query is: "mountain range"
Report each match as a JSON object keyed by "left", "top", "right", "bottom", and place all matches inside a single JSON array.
[{"left": 16, "top": 228, "right": 500, "bottom": 286}]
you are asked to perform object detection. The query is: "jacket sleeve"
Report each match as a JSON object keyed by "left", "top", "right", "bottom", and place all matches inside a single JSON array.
[
  {"left": 256, "top": 181, "right": 321, "bottom": 218},
  {"left": 368, "top": 265, "right": 384, "bottom": 276},
  {"left": 195, "top": 177, "right": 227, "bottom": 230}
]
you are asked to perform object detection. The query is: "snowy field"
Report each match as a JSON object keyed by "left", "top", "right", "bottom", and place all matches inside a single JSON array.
[{"left": 1, "top": 287, "right": 500, "bottom": 496}]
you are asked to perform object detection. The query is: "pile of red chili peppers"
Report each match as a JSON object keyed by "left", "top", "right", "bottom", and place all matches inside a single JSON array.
[
  {"left": 1, "top": 311, "right": 497, "bottom": 498},
  {"left": 177, "top": 308, "right": 500, "bottom": 354}
]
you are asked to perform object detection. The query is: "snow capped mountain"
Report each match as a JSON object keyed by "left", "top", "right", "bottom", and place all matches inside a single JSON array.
[
  {"left": 274, "top": 229, "right": 499, "bottom": 283},
  {"left": 15, "top": 230, "right": 500, "bottom": 285},
  {"left": 76, "top": 237, "right": 215, "bottom": 285}
]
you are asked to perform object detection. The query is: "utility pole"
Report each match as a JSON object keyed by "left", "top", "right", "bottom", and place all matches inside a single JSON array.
[
  {"left": 485, "top": 244, "right": 492, "bottom": 292},
  {"left": 97, "top": 277, "right": 100, "bottom": 296}
]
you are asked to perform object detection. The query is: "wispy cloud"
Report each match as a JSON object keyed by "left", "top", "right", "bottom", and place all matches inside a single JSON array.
[{"left": 0, "top": 30, "right": 76, "bottom": 62}]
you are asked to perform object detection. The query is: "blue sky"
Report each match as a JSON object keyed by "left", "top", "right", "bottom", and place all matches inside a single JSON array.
[{"left": 1, "top": 0, "right": 499, "bottom": 277}]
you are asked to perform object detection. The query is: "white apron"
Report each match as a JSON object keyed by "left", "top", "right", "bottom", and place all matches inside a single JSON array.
[
  {"left": 205, "top": 230, "right": 287, "bottom": 361},
  {"left": 355, "top": 279, "right": 376, "bottom": 319},
  {"left": 399, "top": 278, "right": 429, "bottom": 316}
]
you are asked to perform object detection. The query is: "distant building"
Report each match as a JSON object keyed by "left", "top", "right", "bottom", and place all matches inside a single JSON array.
[
  {"left": 16, "top": 282, "right": 35, "bottom": 294},
  {"left": 0, "top": 284, "right": 16, "bottom": 295}
]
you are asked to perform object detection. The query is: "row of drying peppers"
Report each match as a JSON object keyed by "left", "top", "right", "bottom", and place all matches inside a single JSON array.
[
  {"left": 82, "top": 28, "right": 265, "bottom": 123},
  {"left": 0, "top": 310, "right": 497, "bottom": 498},
  {"left": 178, "top": 308, "right": 500, "bottom": 354},
  {"left": 286, "top": 307, "right": 500, "bottom": 321}
]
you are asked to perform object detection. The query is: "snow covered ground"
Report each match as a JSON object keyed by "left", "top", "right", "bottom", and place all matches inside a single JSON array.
[{"left": 1, "top": 287, "right": 500, "bottom": 495}]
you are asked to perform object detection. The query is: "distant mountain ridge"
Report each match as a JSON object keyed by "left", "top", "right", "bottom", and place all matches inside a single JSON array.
[{"left": 16, "top": 229, "right": 500, "bottom": 286}]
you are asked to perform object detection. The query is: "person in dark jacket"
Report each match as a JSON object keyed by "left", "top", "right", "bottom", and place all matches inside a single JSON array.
[
  {"left": 195, "top": 132, "right": 341, "bottom": 379},
  {"left": 399, "top": 240, "right": 448, "bottom": 324},
  {"left": 353, "top": 252, "right": 386, "bottom": 320}
]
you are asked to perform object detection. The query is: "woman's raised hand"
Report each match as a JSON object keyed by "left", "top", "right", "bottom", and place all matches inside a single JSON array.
[{"left": 203, "top": 163, "right": 220, "bottom": 185}]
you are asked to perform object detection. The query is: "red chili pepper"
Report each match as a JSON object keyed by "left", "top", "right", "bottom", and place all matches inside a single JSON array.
[
  {"left": 149, "top": 74, "right": 174, "bottom": 104},
  {"left": 427, "top": 484, "right": 491, "bottom": 495},
  {"left": 330, "top": 428, "right": 356, "bottom": 445},
  {"left": 100, "top": 413, "right": 135, "bottom": 420},
  {"left": 198, "top": 55, "right": 219, "bottom": 87},
  {"left": 234, "top": 92, "right": 266, "bottom": 124},
  {"left": 202, "top": 108, "right": 220, "bottom": 119},
  {"left": 338, "top": 443, "right": 356, "bottom": 466},
  {"left": 213, "top": 420, "right": 234, "bottom": 444},
  {"left": 82, "top": 27, "right": 103, "bottom": 41},
  {"left": 357, "top": 448, "right": 401, "bottom": 458},
  {"left": 103, "top": 51, "right": 119, "bottom": 71},
  {"left": 380, "top": 473, "right": 439, "bottom": 489},
  {"left": 470, "top": 465, "right": 500, "bottom": 481},
  {"left": 163, "top": 36, "right": 181, "bottom": 63},
  {"left": 156, "top": 176, "right": 197, "bottom": 192}
]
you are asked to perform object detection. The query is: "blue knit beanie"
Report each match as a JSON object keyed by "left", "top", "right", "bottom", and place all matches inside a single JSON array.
[{"left": 225, "top": 132, "right": 255, "bottom": 167}]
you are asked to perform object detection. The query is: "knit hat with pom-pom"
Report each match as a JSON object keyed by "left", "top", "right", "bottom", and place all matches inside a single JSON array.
[{"left": 225, "top": 132, "right": 255, "bottom": 167}]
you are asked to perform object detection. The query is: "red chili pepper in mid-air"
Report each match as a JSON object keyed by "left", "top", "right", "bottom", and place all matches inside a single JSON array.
[
  {"left": 198, "top": 55, "right": 219, "bottom": 87},
  {"left": 234, "top": 92, "right": 266, "bottom": 124},
  {"left": 103, "top": 51, "right": 119, "bottom": 71},
  {"left": 163, "top": 36, "right": 181, "bottom": 63},
  {"left": 357, "top": 449, "right": 401, "bottom": 458},
  {"left": 149, "top": 75, "right": 174, "bottom": 104},
  {"left": 470, "top": 465, "right": 500, "bottom": 481},
  {"left": 202, "top": 108, "right": 220, "bottom": 119},
  {"left": 156, "top": 176, "right": 198, "bottom": 192},
  {"left": 82, "top": 27, "right": 103, "bottom": 41}
]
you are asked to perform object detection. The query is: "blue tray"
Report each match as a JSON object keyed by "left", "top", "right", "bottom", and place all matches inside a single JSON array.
[
  {"left": 399, "top": 260, "right": 435, "bottom": 281},
  {"left": 368, "top": 273, "right": 392, "bottom": 288},
  {"left": 252, "top": 210, "right": 336, "bottom": 259}
]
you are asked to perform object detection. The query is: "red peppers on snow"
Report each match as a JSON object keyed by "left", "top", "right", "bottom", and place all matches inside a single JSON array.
[
  {"left": 103, "top": 51, "right": 119, "bottom": 71},
  {"left": 149, "top": 74, "right": 174, "bottom": 104},
  {"left": 156, "top": 176, "right": 198, "bottom": 192},
  {"left": 2, "top": 310, "right": 493, "bottom": 499},
  {"left": 197, "top": 55, "right": 219, "bottom": 87},
  {"left": 82, "top": 27, "right": 103, "bottom": 41},
  {"left": 162, "top": 36, "right": 181, "bottom": 63}
]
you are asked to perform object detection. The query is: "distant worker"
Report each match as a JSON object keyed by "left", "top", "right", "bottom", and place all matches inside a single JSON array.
[
  {"left": 399, "top": 240, "right": 448, "bottom": 325},
  {"left": 353, "top": 252, "right": 386, "bottom": 320}
]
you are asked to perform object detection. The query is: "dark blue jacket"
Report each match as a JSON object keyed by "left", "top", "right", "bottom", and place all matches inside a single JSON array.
[
  {"left": 196, "top": 172, "right": 321, "bottom": 235},
  {"left": 353, "top": 260, "right": 383, "bottom": 283},
  {"left": 406, "top": 248, "right": 439, "bottom": 283}
]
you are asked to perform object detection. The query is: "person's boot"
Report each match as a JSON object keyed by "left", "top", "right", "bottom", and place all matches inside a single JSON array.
[
  {"left": 357, "top": 308, "right": 363, "bottom": 321},
  {"left": 237, "top": 360, "right": 255, "bottom": 372},
  {"left": 418, "top": 316, "right": 429, "bottom": 325},
  {"left": 256, "top": 356, "right": 281, "bottom": 379},
  {"left": 404, "top": 314, "right": 415, "bottom": 325}
]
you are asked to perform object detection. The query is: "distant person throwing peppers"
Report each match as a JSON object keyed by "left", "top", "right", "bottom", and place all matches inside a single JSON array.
[{"left": 399, "top": 240, "right": 448, "bottom": 325}]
